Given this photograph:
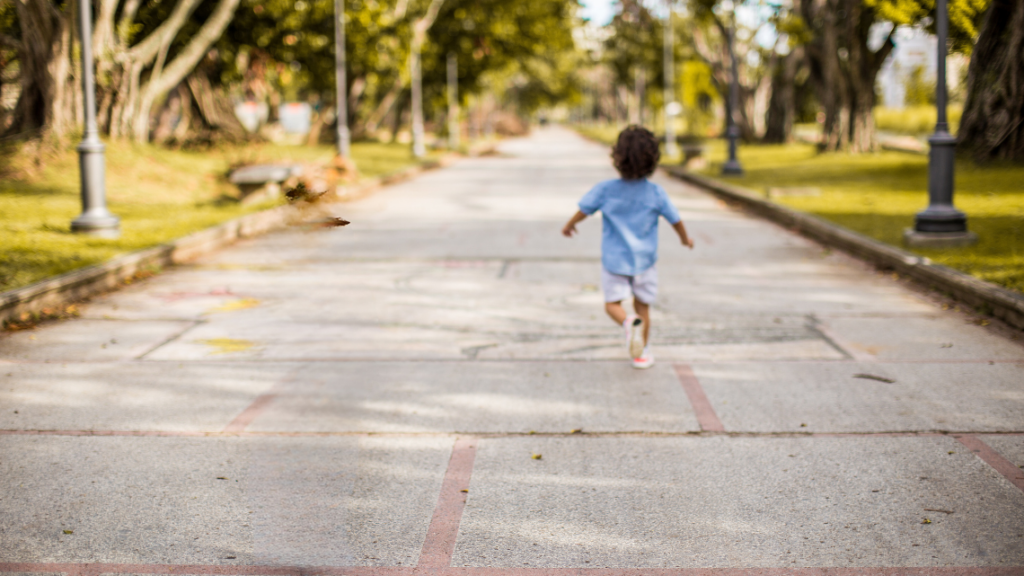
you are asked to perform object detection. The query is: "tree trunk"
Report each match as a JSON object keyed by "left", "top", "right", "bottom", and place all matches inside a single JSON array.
[
  {"left": 5, "top": 0, "right": 73, "bottom": 138},
  {"left": 183, "top": 69, "right": 248, "bottom": 142},
  {"left": 798, "top": 0, "right": 893, "bottom": 152},
  {"left": 130, "top": 0, "right": 240, "bottom": 141},
  {"left": 763, "top": 47, "right": 802, "bottom": 143},
  {"left": 7, "top": 0, "right": 240, "bottom": 144},
  {"left": 691, "top": 23, "right": 760, "bottom": 141},
  {"left": 958, "top": 0, "right": 1024, "bottom": 162}
]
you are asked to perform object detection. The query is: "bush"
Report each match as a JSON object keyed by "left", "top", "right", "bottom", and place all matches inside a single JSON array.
[{"left": 904, "top": 65, "right": 936, "bottom": 106}]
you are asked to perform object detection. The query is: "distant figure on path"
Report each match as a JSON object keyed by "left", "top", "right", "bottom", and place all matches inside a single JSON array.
[{"left": 562, "top": 126, "right": 694, "bottom": 369}]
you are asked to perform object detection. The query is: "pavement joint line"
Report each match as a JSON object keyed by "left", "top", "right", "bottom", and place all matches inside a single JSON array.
[
  {"left": 496, "top": 259, "right": 516, "bottom": 279},
  {"left": 417, "top": 437, "right": 477, "bottom": 568},
  {"left": 805, "top": 317, "right": 874, "bottom": 362},
  {"left": 3, "top": 359, "right": 1023, "bottom": 365},
  {"left": 674, "top": 364, "right": 725, "bottom": 432},
  {"left": 955, "top": 434, "right": 1024, "bottom": 494},
  {"left": 134, "top": 320, "right": 204, "bottom": 360},
  {"left": 2, "top": 430, "right": 1023, "bottom": 438},
  {"left": 7, "top": 559, "right": 1024, "bottom": 574}
]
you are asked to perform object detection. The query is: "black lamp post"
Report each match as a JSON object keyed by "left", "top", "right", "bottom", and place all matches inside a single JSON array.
[
  {"left": 905, "top": 0, "right": 976, "bottom": 247},
  {"left": 71, "top": 0, "right": 119, "bottom": 238},
  {"left": 721, "top": 6, "right": 743, "bottom": 176}
]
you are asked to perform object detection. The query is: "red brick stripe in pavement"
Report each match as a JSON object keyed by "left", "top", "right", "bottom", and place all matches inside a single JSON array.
[
  {"left": 674, "top": 364, "right": 725, "bottom": 432},
  {"left": 1, "top": 563, "right": 1021, "bottom": 575},
  {"left": 418, "top": 437, "right": 478, "bottom": 568},
  {"left": 956, "top": 434, "right": 1024, "bottom": 493},
  {"left": 223, "top": 393, "right": 279, "bottom": 433}
]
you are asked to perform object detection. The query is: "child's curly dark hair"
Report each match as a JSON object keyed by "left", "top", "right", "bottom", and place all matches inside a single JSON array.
[{"left": 612, "top": 126, "right": 660, "bottom": 180}]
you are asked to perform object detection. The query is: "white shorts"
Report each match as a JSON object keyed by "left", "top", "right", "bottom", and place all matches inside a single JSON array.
[{"left": 601, "top": 265, "right": 658, "bottom": 304}]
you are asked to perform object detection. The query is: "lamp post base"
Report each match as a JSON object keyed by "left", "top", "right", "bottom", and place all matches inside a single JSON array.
[
  {"left": 721, "top": 159, "right": 744, "bottom": 176},
  {"left": 71, "top": 214, "right": 120, "bottom": 238},
  {"left": 903, "top": 228, "right": 977, "bottom": 248}
]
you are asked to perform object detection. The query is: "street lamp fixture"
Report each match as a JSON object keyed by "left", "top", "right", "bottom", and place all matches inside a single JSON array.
[
  {"left": 904, "top": 0, "right": 975, "bottom": 248},
  {"left": 71, "top": 0, "right": 119, "bottom": 238},
  {"left": 721, "top": 1, "right": 743, "bottom": 176}
]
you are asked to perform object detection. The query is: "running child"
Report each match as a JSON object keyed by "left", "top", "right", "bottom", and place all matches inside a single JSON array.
[{"left": 562, "top": 126, "right": 694, "bottom": 369}]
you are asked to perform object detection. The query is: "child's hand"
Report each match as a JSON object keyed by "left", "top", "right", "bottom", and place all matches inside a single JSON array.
[{"left": 562, "top": 211, "right": 587, "bottom": 238}]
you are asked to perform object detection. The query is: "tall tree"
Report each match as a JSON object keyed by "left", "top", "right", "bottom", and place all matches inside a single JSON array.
[
  {"left": 3, "top": 0, "right": 241, "bottom": 142},
  {"left": 958, "top": 0, "right": 1024, "bottom": 162},
  {"left": 687, "top": 0, "right": 777, "bottom": 141},
  {"left": 794, "top": 0, "right": 987, "bottom": 152}
]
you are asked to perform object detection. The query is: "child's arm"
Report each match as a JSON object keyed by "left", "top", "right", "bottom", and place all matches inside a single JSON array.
[
  {"left": 672, "top": 220, "right": 695, "bottom": 249},
  {"left": 562, "top": 210, "right": 588, "bottom": 237}
]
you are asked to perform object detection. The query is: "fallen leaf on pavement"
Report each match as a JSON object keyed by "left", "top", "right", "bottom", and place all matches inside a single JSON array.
[
  {"left": 312, "top": 217, "right": 351, "bottom": 228},
  {"left": 532, "top": 453, "right": 542, "bottom": 460},
  {"left": 63, "top": 530, "right": 73, "bottom": 535},
  {"left": 921, "top": 518, "right": 932, "bottom": 524}
]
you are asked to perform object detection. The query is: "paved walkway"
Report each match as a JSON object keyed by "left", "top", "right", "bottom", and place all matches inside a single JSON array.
[{"left": 2, "top": 127, "right": 1023, "bottom": 574}]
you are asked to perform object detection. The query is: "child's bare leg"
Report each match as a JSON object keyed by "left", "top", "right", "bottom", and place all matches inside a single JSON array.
[
  {"left": 633, "top": 299, "right": 650, "bottom": 345},
  {"left": 605, "top": 301, "right": 628, "bottom": 325}
]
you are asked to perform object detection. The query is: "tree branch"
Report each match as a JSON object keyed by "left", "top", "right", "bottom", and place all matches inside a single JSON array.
[
  {"left": 93, "top": 0, "right": 118, "bottom": 54},
  {"left": 127, "top": 0, "right": 202, "bottom": 66},
  {"left": 140, "top": 0, "right": 240, "bottom": 102},
  {"left": 870, "top": 25, "right": 897, "bottom": 73}
]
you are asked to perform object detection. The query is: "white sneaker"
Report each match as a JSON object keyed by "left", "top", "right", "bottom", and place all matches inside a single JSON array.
[
  {"left": 632, "top": 347, "right": 655, "bottom": 369},
  {"left": 624, "top": 316, "right": 645, "bottom": 359}
]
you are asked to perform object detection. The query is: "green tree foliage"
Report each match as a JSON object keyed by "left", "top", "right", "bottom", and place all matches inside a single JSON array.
[
  {"left": 218, "top": 0, "right": 580, "bottom": 136},
  {"left": 425, "top": 0, "right": 580, "bottom": 114},
  {"left": 864, "top": 0, "right": 990, "bottom": 54},
  {"left": 602, "top": 0, "right": 664, "bottom": 94},
  {"left": 679, "top": 60, "right": 719, "bottom": 136}
]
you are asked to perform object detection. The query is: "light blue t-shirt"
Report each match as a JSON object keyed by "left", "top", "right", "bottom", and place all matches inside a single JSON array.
[{"left": 578, "top": 178, "right": 681, "bottom": 277}]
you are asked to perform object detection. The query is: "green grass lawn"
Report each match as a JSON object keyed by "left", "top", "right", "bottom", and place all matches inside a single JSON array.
[
  {"left": 575, "top": 124, "right": 1024, "bottom": 293},
  {"left": 0, "top": 140, "right": 433, "bottom": 293}
]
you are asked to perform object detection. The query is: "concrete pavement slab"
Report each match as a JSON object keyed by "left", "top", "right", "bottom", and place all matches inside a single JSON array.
[
  {"left": 244, "top": 361, "right": 698, "bottom": 433},
  {"left": 0, "top": 435, "right": 450, "bottom": 566},
  {"left": 0, "top": 320, "right": 195, "bottom": 362},
  {"left": 693, "top": 361, "right": 1024, "bottom": 433},
  {"left": 4, "top": 126, "right": 1024, "bottom": 571},
  {"left": 0, "top": 363, "right": 287, "bottom": 431},
  {"left": 815, "top": 316, "right": 1024, "bottom": 361},
  {"left": 453, "top": 435, "right": 1024, "bottom": 568}
]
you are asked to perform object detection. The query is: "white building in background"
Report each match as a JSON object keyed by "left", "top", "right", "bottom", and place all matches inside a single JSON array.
[{"left": 874, "top": 25, "right": 967, "bottom": 108}]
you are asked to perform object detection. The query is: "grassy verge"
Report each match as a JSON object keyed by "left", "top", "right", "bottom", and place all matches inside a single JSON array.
[
  {"left": 574, "top": 124, "right": 1024, "bottom": 293},
  {"left": 0, "top": 140, "right": 434, "bottom": 293},
  {"left": 874, "top": 105, "right": 962, "bottom": 136}
]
